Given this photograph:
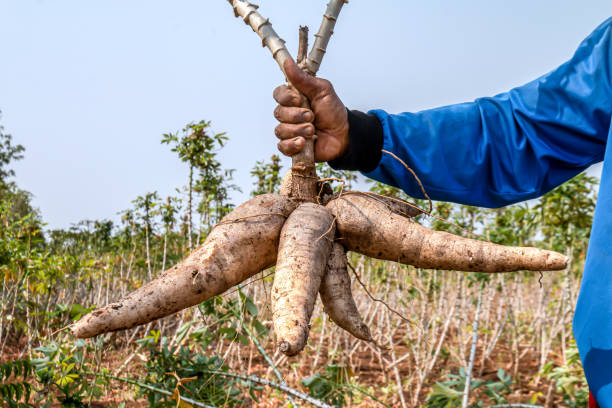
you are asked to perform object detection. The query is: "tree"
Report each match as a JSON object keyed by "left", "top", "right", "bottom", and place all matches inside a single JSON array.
[
  {"left": 154, "top": 195, "right": 181, "bottom": 272},
  {"left": 133, "top": 192, "right": 160, "bottom": 279},
  {"left": 162, "top": 120, "right": 231, "bottom": 250},
  {"left": 0, "top": 111, "right": 25, "bottom": 190},
  {"left": 251, "top": 155, "right": 282, "bottom": 196}
]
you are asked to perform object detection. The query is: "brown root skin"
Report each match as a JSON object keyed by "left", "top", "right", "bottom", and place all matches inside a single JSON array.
[
  {"left": 320, "top": 242, "right": 373, "bottom": 342},
  {"left": 272, "top": 203, "right": 335, "bottom": 356},
  {"left": 280, "top": 169, "right": 334, "bottom": 205},
  {"left": 337, "top": 191, "right": 423, "bottom": 218},
  {"left": 71, "top": 194, "right": 298, "bottom": 339},
  {"left": 279, "top": 170, "right": 293, "bottom": 197},
  {"left": 327, "top": 194, "right": 567, "bottom": 273}
]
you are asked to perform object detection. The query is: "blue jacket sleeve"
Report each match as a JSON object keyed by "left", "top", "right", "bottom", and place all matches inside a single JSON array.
[{"left": 362, "top": 17, "right": 612, "bottom": 208}]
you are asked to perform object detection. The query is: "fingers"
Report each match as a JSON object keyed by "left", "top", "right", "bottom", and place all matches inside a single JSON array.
[
  {"left": 278, "top": 137, "right": 305, "bottom": 156},
  {"left": 273, "top": 85, "right": 306, "bottom": 107},
  {"left": 283, "top": 59, "right": 328, "bottom": 100},
  {"left": 274, "top": 106, "right": 314, "bottom": 124},
  {"left": 275, "top": 123, "right": 315, "bottom": 140}
]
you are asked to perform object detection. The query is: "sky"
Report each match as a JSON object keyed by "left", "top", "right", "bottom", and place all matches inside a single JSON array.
[{"left": 1, "top": 1, "right": 611, "bottom": 229}]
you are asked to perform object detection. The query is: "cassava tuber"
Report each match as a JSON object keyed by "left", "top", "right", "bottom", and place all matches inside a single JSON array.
[
  {"left": 327, "top": 193, "right": 567, "bottom": 272},
  {"left": 71, "top": 194, "right": 297, "bottom": 338},
  {"left": 320, "top": 242, "right": 373, "bottom": 342},
  {"left": 272, "top": 202, "right": 335, "bottom": 355}
]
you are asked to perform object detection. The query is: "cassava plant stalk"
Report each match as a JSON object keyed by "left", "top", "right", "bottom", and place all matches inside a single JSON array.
[
  {"left": 290, "top": 25, "right": 318, "bottom": 201},
  {"left": 461, "top": 280, "right": 484, "bottom": 408},
  {"left": 289, "top": 0, "right": 347, "bottom": 200},
  {"left": 227, "top": 0, "right": 292, "bottom": 72},
  {"left": 303, "top": 0, "right": 347, "bottom": 76}
]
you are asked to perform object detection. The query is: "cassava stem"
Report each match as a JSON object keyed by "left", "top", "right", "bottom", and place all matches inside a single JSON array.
[
  {"left": 227, "top": 0, "right": 292, "bottom": 74},
  {"left": 272, "top": 203, "right": 335, "bottom": 355},
  {"left": 320, "top": 242, "right": 373, "bottom": 342},
  {"left": 289, "top": 26, "right": 319, "bottom": 201},
  {"left": 327, "top": 194, "right": 567, "bottom": 272},
  {"left": 72, "top": 194, "right": 297, "bottom": 338},
  {"left": 288, "top": 0, "right": 347, "bottom": 200},
  {"left": 303, "top": 0, "right": 348, "bottom": 76}
]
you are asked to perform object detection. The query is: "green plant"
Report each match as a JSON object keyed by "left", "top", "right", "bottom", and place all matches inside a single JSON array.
[
  {"left": 0, "top": 358, "right": 34, "bottom": 407},
  {"left": 301, "top": 364, "right": 354, "bottom": 407},
  {"left": 426, "top": 367, "right": 512, "bottom": 408},
  {"left": 32, "top": 339, "right": 107, "bottom": 407},
  {"left": 251, "top": 154, "right": 283, "bottom": 195},
  {"left": 541, "top": 341, "right": 588, "bottom": 408}
]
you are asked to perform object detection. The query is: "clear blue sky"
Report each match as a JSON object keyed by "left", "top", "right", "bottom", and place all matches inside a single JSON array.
[{"left": 1, "top": 1, "right": 611, "bottom": 229}]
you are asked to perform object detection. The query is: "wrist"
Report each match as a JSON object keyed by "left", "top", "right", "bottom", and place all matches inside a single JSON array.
[{"left": 328, "top": 109, "right": 383, "bottom": 172}]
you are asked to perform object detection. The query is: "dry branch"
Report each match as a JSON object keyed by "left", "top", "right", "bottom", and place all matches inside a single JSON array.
[{"left": 303, "top": 0, "right": 348, "bottom": 75}]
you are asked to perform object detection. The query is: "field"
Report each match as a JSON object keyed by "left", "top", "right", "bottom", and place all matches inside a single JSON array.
[{"left": 0, "top": 121, "right": 597, "bottom": 407}]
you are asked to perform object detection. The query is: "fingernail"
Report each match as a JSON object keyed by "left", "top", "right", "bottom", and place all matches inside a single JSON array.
[
  {"left": 306, "top": 125, "right": 315, "bottom": 136},
  {"left": 294, "top": 138, "right": 303, "bottom": 148},
  {"left": 303, "top": 111, "right": 313, "bottom": 121}
]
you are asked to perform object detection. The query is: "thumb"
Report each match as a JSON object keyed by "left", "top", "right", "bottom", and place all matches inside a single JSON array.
[{"left": 284, "top": 59, "right": 322, "bottom": 100}]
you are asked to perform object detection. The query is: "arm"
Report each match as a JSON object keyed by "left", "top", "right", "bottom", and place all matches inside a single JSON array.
[{"left": 332, "top": 17, "right": 612, "bottom": 207}]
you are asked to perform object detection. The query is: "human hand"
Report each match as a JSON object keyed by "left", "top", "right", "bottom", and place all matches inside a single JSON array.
[{"left": 273, "top": 59, "right": 349, "bottom": 162}]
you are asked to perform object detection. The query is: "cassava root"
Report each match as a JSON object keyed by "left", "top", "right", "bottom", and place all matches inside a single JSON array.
[
  {"left": 327, "top": 194, "right": 567, "bottom": 272},
  {"left": 272, "top": 202, "right": 335, "bottom": 355},
  {"left": 71, "top": 0, "right": 568, "bottom": 361},
  {"left": 320, "top": 242, "right": 373, "bottom": 342},
  {"left": 71, "top": 194, "right": 297, "bottom": 338}
]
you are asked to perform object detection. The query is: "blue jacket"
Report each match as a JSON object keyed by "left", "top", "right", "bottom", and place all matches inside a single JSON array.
[{"left": 331, "top": 17, "right": 612, "bottom": 406}]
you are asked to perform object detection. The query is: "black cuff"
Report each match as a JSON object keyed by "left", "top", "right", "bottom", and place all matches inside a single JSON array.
[{"left": 328, "top": 109, "right": 383, "bottom": 173}]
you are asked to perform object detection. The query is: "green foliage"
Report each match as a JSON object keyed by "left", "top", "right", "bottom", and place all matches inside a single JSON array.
[
  {"left": 0, "top": 358, "right": 34, "bottom": 407},
  {"left": 536, "top": 172, "right": 598, "bottom": 253},
  {"left": 301, "top": 364, "right": 354, "bottom": 407},
  {"left": 32, "top": 339, "right": 107, "bottom": 407},
  {"left": 162, "top": 120, "right": 238, "bottom": 239},
  {"left": 426, "top": 367, "right": 512, "bottom": 408},
  {"left": 251, "top": 154, "right": 282, "bottom": 195},
  {"left": 317, "top": 162, "right": 357, "bottom": 191},
  {"left": 140, "top": 341, "right": 243, "bottom": 407},
  {"left": 161, "top": 120, "right": 227, "bottom": 173},
  {"left": 138, "top": 292, "right": 268, "bottom": 407},
  {"left": 0, "top": 111, "right": 25, "bottom": 189},
  {"left": 133, "top": 192, "right": 160, "bottom": 236},
  {"left": 541, "top": 341, "right": 588, "bottom": 408}
]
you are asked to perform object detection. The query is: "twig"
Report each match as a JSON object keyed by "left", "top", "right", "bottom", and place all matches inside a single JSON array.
[
  {"left": 202, "top": 370, "right": 333, "bottom": 408},
  {"left": 222, "top": 271, "right": 275, "bottom": 298},
  {"left": 83, "top": 371, "right": 215, "bottom": 408},
  {"left": 297, "top": 26, "right": 309, "bottom": 65},
  {"left": 344, "top": 382, "right": 392, "bottom": 408},
  {"left": 385, "top": 312, "right": 407, "bottom": 408},
  {"left": 303, "top": 0, "right": 348, "bottom": 75},
  {"left": 227, "top": 0, "right": 293, "bottom": 74},
  {"left": 462, "top": 281, "right": 485, "bottom": 408},
  {"left": 232, "top": 300, "right": 299, "bottom": 408},
  {"left": 347, "top": 261, "right": 413, "bottom": 325},
  {"left": 488, "top": 405, "right": 544, "bottom": 408},
  {"left": 381, "top": 149, "right": 432, "bottom": 214}
]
